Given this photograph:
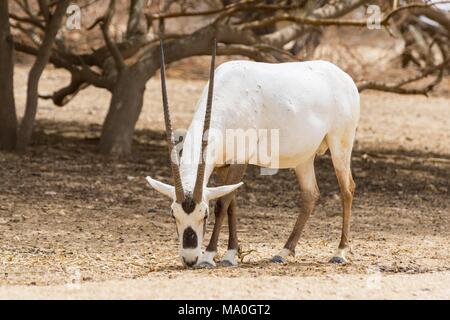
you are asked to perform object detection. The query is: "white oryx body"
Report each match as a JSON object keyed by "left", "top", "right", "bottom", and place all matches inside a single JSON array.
[
  {"left": 181, "top": 60, "right": 359, "bottom": 185},
  {"left": 147, "top": 42, "right": 360, "bottom": 269}
]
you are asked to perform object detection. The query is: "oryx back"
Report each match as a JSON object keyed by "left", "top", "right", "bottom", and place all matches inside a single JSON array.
[{"left": 188, "top": 60, "right": 360, "bottom": 169}]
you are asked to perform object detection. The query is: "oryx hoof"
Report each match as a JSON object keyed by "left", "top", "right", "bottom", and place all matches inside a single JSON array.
[
  {"left": 196, "top": 261, "right": 216, "bottom": 269},
  {"left": 329, "top": 256, "right": 347, "bottom": 264},
  {"left": 271, "top": 255, "right": 286, "bottom": 263},
  {"left": 219, "top": 259, "right": 238, "bottom": 267}
]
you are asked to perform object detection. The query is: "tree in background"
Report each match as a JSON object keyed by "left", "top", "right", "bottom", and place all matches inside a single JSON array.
[
  {"left": 5, "top": 0, "right": 450, "bottom": 155},
  {"left": 0, "top": 0, "right": 70, "bottom": 152},
  {"left": 15, "top": 0, "right": 70, "bottom": 153},
  {"left": 0, "top": 0, "right": 17, "bottom": 151}
]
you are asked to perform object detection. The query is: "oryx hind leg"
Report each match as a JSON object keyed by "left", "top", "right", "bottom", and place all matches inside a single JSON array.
[
  {"left": 327, "top": 129, "right": 356, "bottom": 264},
  {"left": 272, "top": 157, "right": 319, "bottom": 263}
]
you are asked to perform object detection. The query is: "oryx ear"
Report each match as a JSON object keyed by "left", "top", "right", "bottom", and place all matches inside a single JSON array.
[
  {"left": 146, "top": 176, "right": 175, "bottom": 199},
  {"left": 205, "top": 182, "right": 244, "bottom": 201}
]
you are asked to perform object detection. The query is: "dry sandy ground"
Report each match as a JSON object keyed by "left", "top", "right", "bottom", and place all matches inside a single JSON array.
[
  {"left": 1, "top": 272, "right": 449, "bottom": 299},
  {"left": 0, "top": 66, "right": 449, "bottom": 299}
]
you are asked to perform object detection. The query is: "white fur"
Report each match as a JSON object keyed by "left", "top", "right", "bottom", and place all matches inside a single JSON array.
[
  {"left": 149, "top": 60, "right": 359, "bottom": 191},
  {"left": 146, "top": 177, "right": 242, "bottom": 202},
  {"left": 221, "top": 249, "right": 238, "bottom": 266},
  {"left": 146, "top": 176, "right": 174, "bottom": 199},
  {"left": 276, "top": 248, "right": 293, "bottom": 259},
  {"left": 172, "top": 201, "right": 208, "bottom": 266},
  {"left": 181, "top": 248, "right": 202, "bottom": 266},
  {"left": 205, "top": 183, "right": 243, "bottom": 201},
  {"left": 198, "top": 251, "right": 216, "bottom": 267},
  {"left": 180, "top": 60, "right": 360, "bottom": 187},
  {"left": 333, "top": 247, "right": 348, "bottom": 261}
]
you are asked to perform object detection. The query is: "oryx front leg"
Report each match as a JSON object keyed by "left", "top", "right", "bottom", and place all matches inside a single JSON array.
[
  {"left": 197, "top": 198, "right": 228, "bottom": 268},
  {"left": 272, "top": 159, "right": 319, "bottom": 263},
  {"left": 197, "top": 166, "right": 230, "bottom": 268},
  {"left": 198, "top": 165, "right": 245, "bottom": 268},
  {"left": 219, "top": 165, "right": 246, "bottom": 267},
  {"left": 220, "top": 198, "right": 239, "bottom": 267}
]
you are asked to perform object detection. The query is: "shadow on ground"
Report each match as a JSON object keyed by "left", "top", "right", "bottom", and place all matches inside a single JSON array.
[{"left": 0, "top": 120, "right": 449, "bottom": 285}]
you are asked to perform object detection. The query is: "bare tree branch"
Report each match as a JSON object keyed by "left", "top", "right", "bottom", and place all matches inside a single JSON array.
[
  {"left": 217, "top": 43, "right": 274, "bottom": 62},
  {"left": 9, "top": 12, "right": 45, "bottom": 30},
  {"left": 38, "top": 0, "right": 51, "bottom": 23},
  {"left": 312, "top": 0, "right": 370, "bottom": 18},
  {"left": 357, "top": 58, "right": 449, "bottom": 95},
  {"left": 0, "top": 0, "right": 17, "bottom": 150},
  {"left": 39, "top": 73, "right": 90, "bottom": 106},
  {"left": 127, "top": 0, "right": 148, "bottom": 38},
  {"left": 16, "top": 0, "right": 71, "bottom": 152},
  {"left": 99, "top": 0, "right": 126, "bottom": 72},
  {"left": 240, "top": 2, "right": 450, "bottom": 30},
  {"left": 148, "top": 0, "right": 297, "bottom": 20}
]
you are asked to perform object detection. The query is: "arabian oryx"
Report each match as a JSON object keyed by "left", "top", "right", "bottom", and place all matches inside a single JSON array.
[{"left": 146, "top": 39, "right": 360, "bottom": 268}]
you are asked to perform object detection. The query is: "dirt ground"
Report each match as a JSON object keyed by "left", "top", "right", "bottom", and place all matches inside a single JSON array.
[
  {"left": 0, "top": 66, "right": 449, "bottom": 299},
  {"left": 1, "top": 272, "right": 449, "bottom": 299}
]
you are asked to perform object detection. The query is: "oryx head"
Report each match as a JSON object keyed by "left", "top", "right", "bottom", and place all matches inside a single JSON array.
[{"left": 146, "top": 39, "right": 242, "bottom": 268}]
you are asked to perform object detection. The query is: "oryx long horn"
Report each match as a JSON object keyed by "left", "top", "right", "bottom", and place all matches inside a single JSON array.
[
  {"left": 159, "top": 38, "right": 185, "bottom": 203},
  {"left": 193, "top": 39, "right": 217, "bottom": 204}
]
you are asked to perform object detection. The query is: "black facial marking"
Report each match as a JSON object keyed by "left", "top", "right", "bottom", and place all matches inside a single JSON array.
[
  {"left": 181, "top": 195, "right": 196, "bottom": 214},
  {"left": 182, "top": 226, "right": 198, "bottom": 249}
]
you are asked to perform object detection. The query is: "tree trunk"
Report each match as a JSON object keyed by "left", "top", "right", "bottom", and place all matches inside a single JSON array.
[
  {"left": 16, "top": 0, "right": 70, "bottom": 153},
  {"left": 0, "top": 0, "right": 17, "bottom": 151},
  {"left": 99, "top": 70, "right": 146, "bottom": 155}
]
